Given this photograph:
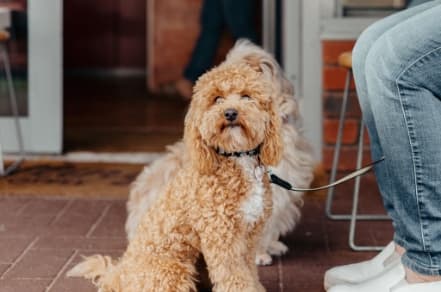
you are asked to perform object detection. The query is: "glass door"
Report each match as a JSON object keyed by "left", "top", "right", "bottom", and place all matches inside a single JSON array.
[
  {"left": 0, "top": 0, "right": 62, "bottom": 154},
  {"left": 281, "top": 0, "right": 322, "bottom": 160}
]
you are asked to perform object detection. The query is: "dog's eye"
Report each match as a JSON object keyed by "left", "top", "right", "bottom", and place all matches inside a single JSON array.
[
  {"left": 214, "top": 96, "right": 224, "bottom": 104},
  {"left": 241, "top": 95, "right": 251, "bottom": 100}
]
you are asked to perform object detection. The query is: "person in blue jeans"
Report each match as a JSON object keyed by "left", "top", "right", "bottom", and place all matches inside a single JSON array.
[
  {"left": 175, "top": 0, "right": 258, "bottom": 100},
  {"left": 325, "top": 1, "right": 441, "bottom": 291}
]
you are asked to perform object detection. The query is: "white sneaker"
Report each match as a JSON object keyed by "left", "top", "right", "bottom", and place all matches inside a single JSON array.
[
  {"left": 328, "top": 263, "right": 441, "bottom": 292},
  {"left": 324, "top": 242, "right": 399, "bottom": 290}
]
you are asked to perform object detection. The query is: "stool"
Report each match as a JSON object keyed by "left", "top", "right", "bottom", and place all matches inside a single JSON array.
[
  {"left": 0, "top": 30, "right": 24, "bottom": 176},
  {"left": 325, "top": 51, "right": 389, "bottom": 251}
]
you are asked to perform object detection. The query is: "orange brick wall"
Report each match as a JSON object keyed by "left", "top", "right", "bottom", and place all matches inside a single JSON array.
[{"left": 321, "top": 40, "right": 372, "bottom": 171}]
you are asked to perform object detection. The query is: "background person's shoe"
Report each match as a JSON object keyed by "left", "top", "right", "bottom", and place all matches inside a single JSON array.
[
  {"left": 175, "top": 78, "right": 193, "bottom": 101},
  {"left": 324, "top": 242, "right": 399, "bottom": 290},
  {"left": 328, "top": 263, "right": 441, "bottom": 292}
]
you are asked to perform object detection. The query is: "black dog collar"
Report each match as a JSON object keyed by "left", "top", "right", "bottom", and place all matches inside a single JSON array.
[{"left": 215, "top": 144, "right": 261, "bottom": 158}]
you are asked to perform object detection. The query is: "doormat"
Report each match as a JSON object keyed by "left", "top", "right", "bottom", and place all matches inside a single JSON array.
[
  {"left": 1, "top": 153, "right": 330, "bottom": 199},
  {"left": 0, "top": 160, "right": 146, "bottom": 199}
]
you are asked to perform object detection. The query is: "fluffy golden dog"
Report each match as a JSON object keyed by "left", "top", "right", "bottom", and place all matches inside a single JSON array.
[
  {"left": 68, "top": 52, "right": 284, "bottom": 291},
  {"left": 126, "top": 40, "right": 315, "bottom": 265}
]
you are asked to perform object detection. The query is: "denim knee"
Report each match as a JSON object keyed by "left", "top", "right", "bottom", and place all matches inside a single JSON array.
[
  {"left": 352, "top": 22, "right": 387, "bottom": 82},
  {"left": 352, "top": 31, "right": 372, "bottom": 80},
  {"left": 364, "top": 36, "right": 399, "bottom": 92}
]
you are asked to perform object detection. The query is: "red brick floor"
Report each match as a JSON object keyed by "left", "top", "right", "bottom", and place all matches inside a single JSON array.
[
  {"left": 0, "top": 173, "right": 394, "bottom": 292},
  {"left": 0, "top": 75, "right": 395, "bottom": 291}
]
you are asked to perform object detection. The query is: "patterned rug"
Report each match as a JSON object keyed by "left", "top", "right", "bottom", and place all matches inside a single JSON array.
[
  {"left": 0, "top": 160, "right": 145, "bottom": 199},
  {"left": 1, "top": 157, "right": 329, "bottom": 199}
]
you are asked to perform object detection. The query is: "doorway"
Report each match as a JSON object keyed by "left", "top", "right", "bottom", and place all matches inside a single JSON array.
[{"left": 63, "top": 0, "right": 187, "bottom": 154}]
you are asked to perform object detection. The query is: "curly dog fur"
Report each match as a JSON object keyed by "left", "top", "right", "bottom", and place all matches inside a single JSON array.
[
  {"left": 68, "top": 49, "right": 285, "bottom": 291},
  {"left": 126, "top": 40, "right": 315, "bottom": 265}
]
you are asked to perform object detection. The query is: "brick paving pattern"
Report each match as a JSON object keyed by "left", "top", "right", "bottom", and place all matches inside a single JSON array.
[{"left": 0, "top": 174, "right": 393, "bottom": 291}]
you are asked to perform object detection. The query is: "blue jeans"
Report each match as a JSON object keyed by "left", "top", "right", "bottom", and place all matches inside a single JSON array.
[
  {"left": 352, "top": 0, "right": 441, "bottom": 276},
  {"left": 183, "top": 0, "right": 258, "bottom": 83}
]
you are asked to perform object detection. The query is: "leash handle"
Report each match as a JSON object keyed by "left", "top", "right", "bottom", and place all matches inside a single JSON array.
[{"left": 269, "top": 157, "right": 385, "bottom": 192}]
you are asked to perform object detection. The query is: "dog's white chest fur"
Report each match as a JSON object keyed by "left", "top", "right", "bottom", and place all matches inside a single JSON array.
[{"left": 236, "top": 157, "right": 266, "bottom": 224}]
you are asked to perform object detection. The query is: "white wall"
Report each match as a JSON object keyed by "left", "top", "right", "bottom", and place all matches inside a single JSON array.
[{"left": 0, "top": 0, "right": 63, "bottom": 153}]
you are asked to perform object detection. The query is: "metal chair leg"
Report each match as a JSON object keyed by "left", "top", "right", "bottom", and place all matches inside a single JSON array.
[
  {"left": 325, "top": 70, "right": 383, "bottom": 220},
  {"left": 0, "top": 43, "right": 24, "bottom": 176},
  {"left": 349, "top": 122, "right": 387, "bottom": 251},
  {"left": 325, "top": 69, "right": 390, "bottom": 251},
  {"left": 325, "top": 69, "right": 351, "bottom": 220}
]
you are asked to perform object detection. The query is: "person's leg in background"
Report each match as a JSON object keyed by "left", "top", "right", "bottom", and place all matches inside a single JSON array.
[
  {"left": 328, "top": 2, "right": 441, "bottom": 291},
  {"left": 177, "top": 0, "right": 224, "bottom": 100},
  {"left": 324, "top": 1, "right": 441, "bottom": 290},
  {"left": 177, "top": 0, "right": 259, "bottom": 100},
  {"left": 222, "top": 0, "right": 258, "bottom": 44}
]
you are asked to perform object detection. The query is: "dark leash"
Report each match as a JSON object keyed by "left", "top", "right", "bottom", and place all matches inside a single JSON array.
[
  {"left": 269, "top": 157, "right": 385, "bottom": 192},
  {"left": 214, "top": 144, "right": 385, "bottom": 193}
]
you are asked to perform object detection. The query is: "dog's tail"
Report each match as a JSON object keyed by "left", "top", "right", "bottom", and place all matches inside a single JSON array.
[{"left": 67, "top": 254, "right": 120, "bottom": 290}]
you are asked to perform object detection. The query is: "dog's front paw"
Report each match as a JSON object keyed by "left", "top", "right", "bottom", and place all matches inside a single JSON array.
[
  {"left": 268, "top": 240, "right": 288, "bottom": 256},
  {"left": 255, "top": 253, "right": 273, "bottom": 266}
]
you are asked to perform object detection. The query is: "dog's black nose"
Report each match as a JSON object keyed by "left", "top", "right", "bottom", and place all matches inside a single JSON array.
[{"left": 224, "top": 108, "right": 238, "bottom": 122}]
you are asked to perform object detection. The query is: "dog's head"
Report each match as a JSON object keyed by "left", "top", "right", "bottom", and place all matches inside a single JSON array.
[
  {"left": 184, "top": 63, "right": 283, "bottom": 174},
  {"left": 224, "top": 39, "right": 299, "bottom": 121}
]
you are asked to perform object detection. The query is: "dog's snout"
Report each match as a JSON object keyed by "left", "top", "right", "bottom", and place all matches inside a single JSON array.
[{"left": 224, "top": 108, "right": 238, "bottom": 122}]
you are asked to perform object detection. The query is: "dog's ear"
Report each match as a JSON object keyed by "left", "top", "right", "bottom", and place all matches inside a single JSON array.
[
  {"left": 183, "top": 98, "right": 218, "bottom": 174},
  {"left": 227, "top": 39, "right": 280, "bottom": 81},
  {"left": 256, "top": 58, "right": 300, "bottom": 122},
  {"left": 242, "top": 55, "right": 279, "bottom": 82},
  {"left": 260, "top": 102, "right": 283, "bottom": 166}
]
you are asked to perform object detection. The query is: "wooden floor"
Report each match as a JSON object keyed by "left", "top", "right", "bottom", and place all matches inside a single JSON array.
[{"left": 64, "top": 75, "right": 188, "bottom": 152}]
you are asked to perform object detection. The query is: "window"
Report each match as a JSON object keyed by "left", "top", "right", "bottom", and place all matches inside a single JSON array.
[{"left": 335, "top": 0, "right": 407, "bottom": 17}]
